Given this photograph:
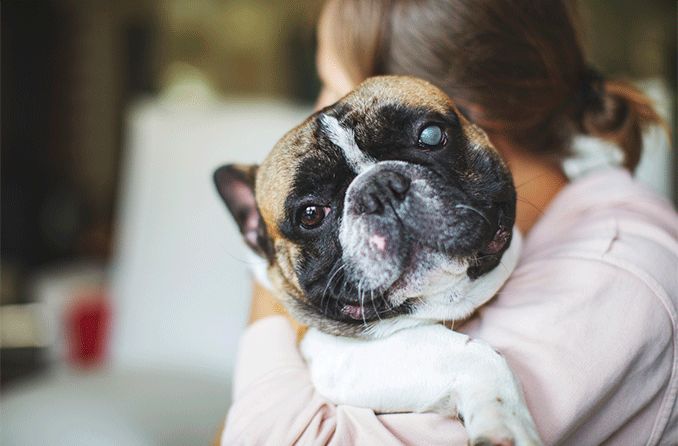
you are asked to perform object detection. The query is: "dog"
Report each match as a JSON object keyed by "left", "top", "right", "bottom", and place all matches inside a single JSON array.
[{"left": 215, "top": 76, "right": 541, "bottom": 445}]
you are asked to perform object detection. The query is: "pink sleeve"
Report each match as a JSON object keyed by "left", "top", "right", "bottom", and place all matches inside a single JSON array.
[
  {"left": 222, "top": 316, "right": 469, "bottom": 445},
  {"left": 461, "top": 239, "right": 677, "bottom": 445}
]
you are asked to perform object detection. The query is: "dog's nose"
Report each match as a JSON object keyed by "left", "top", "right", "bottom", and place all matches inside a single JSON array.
[{"left": 357, "top": 170, "right": 410, "bottom": 215}]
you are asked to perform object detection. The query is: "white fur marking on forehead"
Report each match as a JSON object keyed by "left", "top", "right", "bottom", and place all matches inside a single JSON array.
[{"left": 320, "top": 114, "right": 376, "bottom": 173}]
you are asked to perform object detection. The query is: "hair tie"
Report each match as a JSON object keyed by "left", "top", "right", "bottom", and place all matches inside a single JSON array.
[{"left": 579, "top": 66, "right": 605, "bottom": 111}]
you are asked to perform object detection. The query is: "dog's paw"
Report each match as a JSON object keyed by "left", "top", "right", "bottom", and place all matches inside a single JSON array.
[
  {"left": 465, "top": 401, "right": 542, "bottom": 446},
  {"left": 470, "top": 437, "right": 514, "bottom": 446},
  {"left": 469, "top": 428, "right": 537, "bottom": 446},
  {"left": 469, "top": 427, "right": 539, "bottom": 446}
]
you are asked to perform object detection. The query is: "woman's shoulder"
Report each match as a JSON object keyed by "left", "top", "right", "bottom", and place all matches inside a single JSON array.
[
  {"left": 521, "top": 167, "right": 677, "bottom": 288},
  {"left": 510, "top": 167, "right": 677, "bottom": 312},
  {"left": 490, "top": 164, "right": 677, "bottom": 319},
  {"left": 466, "top": 168, "right": 678, "bottom": 443},
  {"left": 486, "top": 167, "right": 677, "bottom": 376},
  {"left": 472, "top": 167, "right": 677, "bottom": 354}
]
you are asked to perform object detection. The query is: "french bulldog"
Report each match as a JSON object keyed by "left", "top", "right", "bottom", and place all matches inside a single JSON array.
[{"left": 214, "top": 76, "right": 541, "bottom": 445}]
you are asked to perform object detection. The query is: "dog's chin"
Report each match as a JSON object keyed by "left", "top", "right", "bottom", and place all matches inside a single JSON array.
[{"left": 296, "top": 226, "right": 518, "bottom": 338}]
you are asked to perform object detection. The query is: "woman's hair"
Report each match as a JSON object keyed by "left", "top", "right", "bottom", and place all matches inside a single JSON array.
[{"left": 324, "top": 0, "right": 664, "bottom": 170}]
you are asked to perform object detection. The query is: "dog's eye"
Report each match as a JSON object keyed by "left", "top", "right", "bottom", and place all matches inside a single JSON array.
[
  {"left": 418, "top": 125, "right": 446, "bottom": 148},
  {"left": 299, "top": 205, "right": 329, "bottom": 229}
]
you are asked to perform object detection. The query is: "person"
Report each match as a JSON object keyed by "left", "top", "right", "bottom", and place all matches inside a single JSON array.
[{"left": 221, "top": 1, "right": 678, "bottom": 444}]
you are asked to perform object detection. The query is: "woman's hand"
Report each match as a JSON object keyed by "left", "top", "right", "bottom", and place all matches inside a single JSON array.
[
  {"left": 248, "top": 281, "right": 306, "bottom": 338},
  {"left": 248, "top": 281, "right": 286, "bottom": 323}
]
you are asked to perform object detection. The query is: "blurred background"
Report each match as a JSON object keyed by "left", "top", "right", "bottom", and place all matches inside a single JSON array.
[{"left": 1, "top": 0, "right": 676, "bottom": 444}]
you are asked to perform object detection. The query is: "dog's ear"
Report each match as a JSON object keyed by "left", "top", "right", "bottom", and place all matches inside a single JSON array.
[{"left": 213, "top": 164, "right": 273, "bottom": 259}]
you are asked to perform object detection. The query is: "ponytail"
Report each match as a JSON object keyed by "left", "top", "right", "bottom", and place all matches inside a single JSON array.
[{"left": 579, "top": 78, "right": 666, "bottom": 171}]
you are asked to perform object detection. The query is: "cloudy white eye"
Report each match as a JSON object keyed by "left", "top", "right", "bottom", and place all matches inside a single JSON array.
[{"left": 418, "top": 125, "right": 445, "bottom": 147}]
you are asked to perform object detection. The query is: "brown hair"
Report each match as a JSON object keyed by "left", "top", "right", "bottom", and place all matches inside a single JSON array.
[{"left": 324, "top": 0, "right": 664, "bottom": 170}]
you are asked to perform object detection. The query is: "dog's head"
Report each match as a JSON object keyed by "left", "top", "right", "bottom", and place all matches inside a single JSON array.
[{"left": 215, "top": 76, "right": 517, "bottom": 337}]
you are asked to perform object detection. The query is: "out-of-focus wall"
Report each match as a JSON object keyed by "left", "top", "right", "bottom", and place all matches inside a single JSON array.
[{"left": 156, "top": 0, "right": 320, "bottom": 101}]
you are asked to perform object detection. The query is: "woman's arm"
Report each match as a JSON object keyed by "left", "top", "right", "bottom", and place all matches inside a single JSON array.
[
  {"left": 248, "top": 281, "right": 306, "bottom": 338},
  {"left": 248, "top": 281, "right": 286, "bottom": 324},
  {"left": 222, "top": 316, "right": 468, "bottom": 445}
]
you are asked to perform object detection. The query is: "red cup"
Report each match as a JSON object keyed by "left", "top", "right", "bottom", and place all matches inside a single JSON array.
[{"left": 66, "top": 292, "right": 111, "bottom": 368}]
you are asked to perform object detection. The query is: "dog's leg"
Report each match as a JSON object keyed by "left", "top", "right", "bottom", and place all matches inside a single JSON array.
[
  {"left": 301, "top": 324, "right": 541, "bottom": 446},
  {"left": 448, "top": 337, "right": 541, "bottom": 446}
]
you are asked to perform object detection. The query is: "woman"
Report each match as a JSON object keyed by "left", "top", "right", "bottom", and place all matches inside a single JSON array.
[{"left": 223, "top": 1, "right": 677, "bottom": 444}]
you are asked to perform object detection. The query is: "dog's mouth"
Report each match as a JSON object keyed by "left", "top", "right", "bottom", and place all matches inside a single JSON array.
[
  {"left": 337, "top": 295, "right": 415, "bottom": 321},
  {"left": 327, "top": 222, "right": 513, "bottom": 323}
]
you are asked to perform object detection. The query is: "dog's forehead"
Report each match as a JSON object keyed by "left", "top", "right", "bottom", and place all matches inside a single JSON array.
[
  {"left": 341, "top": 76, "right": 490, "bottom": 147},
  {"left": 344, "top": 76, "right": 452, "bottom": 114}
]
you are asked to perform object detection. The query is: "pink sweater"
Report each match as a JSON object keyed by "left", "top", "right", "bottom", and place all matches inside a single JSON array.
[{"left": 222, "top": 168, "right": 678, "bottom": 445}]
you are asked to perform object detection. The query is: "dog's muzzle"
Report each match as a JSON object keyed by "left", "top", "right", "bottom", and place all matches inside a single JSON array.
[{"left": 339, "top": 160, "right": 512, "bottom": 297}]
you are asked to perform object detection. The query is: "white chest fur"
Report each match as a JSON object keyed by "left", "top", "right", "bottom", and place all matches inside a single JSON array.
[{"left": 301, "top": 324, "right": 542, "bottom": 445}]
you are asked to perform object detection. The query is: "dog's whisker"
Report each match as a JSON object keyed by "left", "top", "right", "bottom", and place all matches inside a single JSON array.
[
  {"left": 320, "top": 262, "right": 346, "bottom": 317},
  {"left": 320, "top": 284, "right": 329, "bottom": 317},
  {"left": 321, "top": 263, "right": 345, "bottom": 302},
  {"left": 341, "top": 274, "right": 351, "bottom": 295},
  {"left": 380, "top": 293, "right": 394, "bottom": 312},
  {"left": 221, "top": 248, "right": 262, "bottom": 267},
  {"left": 370, "top": 289, "right": 382, "bottom": 322},
  {"left": 323, "top": 283, "right": 334, "bottom": 317},
  {"left": 358, "top": 281, "right": 368, "bottom": 327},
  {"left": 455, "top": 204, "right": 491, "bottom": 227}
]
